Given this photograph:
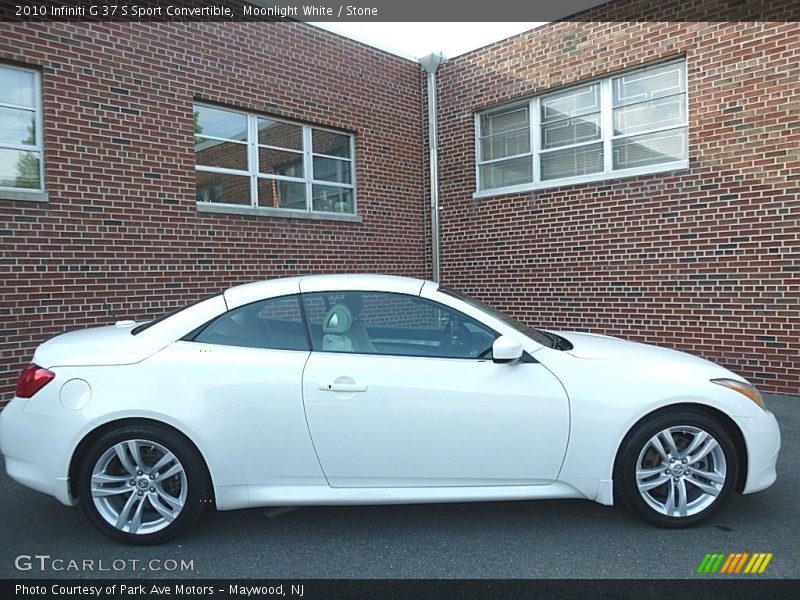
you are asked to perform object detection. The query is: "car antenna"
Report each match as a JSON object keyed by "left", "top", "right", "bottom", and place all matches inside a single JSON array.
[{"left": 103, "top": 299, "right": 120, "bottom": 322}]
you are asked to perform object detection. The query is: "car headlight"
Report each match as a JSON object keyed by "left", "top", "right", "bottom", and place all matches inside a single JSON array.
[{"left": 711, "top": 378, "right": 766, "bottom": 410}]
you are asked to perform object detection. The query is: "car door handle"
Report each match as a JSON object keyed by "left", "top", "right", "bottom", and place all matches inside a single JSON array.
[{"left": 318, "top": 382, "right": 368, "bottom": 393}]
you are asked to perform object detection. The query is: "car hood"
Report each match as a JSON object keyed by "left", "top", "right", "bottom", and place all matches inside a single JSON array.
[
  {"left": 33, "top": 323, "right": 169, "bottom": 368},
  {"left": 547, "top": 329, "right": 722, "bottom": 370}
]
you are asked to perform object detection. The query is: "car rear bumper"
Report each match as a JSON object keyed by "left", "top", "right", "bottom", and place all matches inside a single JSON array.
[
  {"left": 734, "top": 409, "right": 780, "bottom": 495},
  {"left": 0, "top": 399, "right": 76, "bottom": 506}
]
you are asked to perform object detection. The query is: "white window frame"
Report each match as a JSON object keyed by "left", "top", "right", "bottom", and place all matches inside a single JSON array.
[
  {"left": 474, "top": 58, "right": 688, "bottom": 198},
  {"left": 0, "top": 63, "right": 45, "bottom": 201},
  {"left": 194, "top": 103, "right": 357, "bottom": 219}
]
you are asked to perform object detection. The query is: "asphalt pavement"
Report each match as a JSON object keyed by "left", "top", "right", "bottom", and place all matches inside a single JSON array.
[{"left": 0, "top": 394, "right": 796, "bottom": 579}]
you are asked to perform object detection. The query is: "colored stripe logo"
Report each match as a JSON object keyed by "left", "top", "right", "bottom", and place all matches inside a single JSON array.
[{"left": 696, "top": 552, "right": 773, "bottom": 574}]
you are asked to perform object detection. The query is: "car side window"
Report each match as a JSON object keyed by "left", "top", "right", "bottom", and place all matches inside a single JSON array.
[
  {"left": 191, "top": 294, "right": 309, "bottom": 351},
  {"left": 301, "top": 291, "right": 498, "bottom": 359}
]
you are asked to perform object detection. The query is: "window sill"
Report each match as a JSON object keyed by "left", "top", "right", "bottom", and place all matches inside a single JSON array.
[
  {"left": 196, "top": 202, "right": 362, "bottom": 223},
  {"left": 473, "top": 161, "right": 690, "bottom": 199},
  {"left": 0, "top": 190, "right": 49, "bottom": 203}
]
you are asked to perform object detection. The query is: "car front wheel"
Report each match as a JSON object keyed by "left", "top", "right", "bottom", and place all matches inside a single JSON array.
[
  {"left": 78, "top": 423, "right": 209, "bottom": 544},
  {"left": 617, "top": 409, "right": 739, "bottom": 528}
]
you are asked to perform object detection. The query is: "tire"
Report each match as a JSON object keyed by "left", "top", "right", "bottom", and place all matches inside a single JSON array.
[
  {"left": 78, "top": 423, "right": 210, "bottom": 544},
  {"left": 616, "top": 408, "right": 739, "bottom": 528}
]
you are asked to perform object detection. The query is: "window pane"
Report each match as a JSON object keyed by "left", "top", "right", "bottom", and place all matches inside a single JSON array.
[
  {"left": 0, "top": 148, "right": 40, "bottom": 189},
  {"left": 613, "top": 62, "right": 685, "bottom": 107},
  {"left": 614, "top": 94, "right": 686, "bottom": 135},
  {"left": 540, "top": 142, "right": 603, "bottom": 181},
  {"left": 257, "top": 179, "right": 306, "bottom": 210},
  {"left": 540, "top": 112, "right": 600, "bottom": 149},
  {"left": 194, "top": 105, "right": 247, "bottom": 141},
  {"left": 613, "top": 128, "right": 687, "bottom": 170},
  {"left": 194, "top": 295, "right": 308, "bottom": 351},
  {"left": 480, "top": 106, "right": 528, "bottom": 136},
  {"left": 0, "top": 66, "right": 35, "bottom": 107},
  {"left": 257, "top": 118, "right": 302, "bottom": 150},
  {"left": 311, "top": 184, "right": 354, "bottom": 214},
  {"left": 479, "top": 156, "right": 532, "bottom": 190},
  {"left": 196, "top": 171, "right": 251, "bottom": 205},
  {"left": 259, "top": 147, "right": 304, "bottom": 178},
  {"left": 541, "top": 83, "right": 600, "bottom": 122},
  {"left": 192, "top": 106, "right": 357, "bottom": 214},
  {"left": 195, "top": 137, "right": 248, "bottom": 171},
  {"left": 480, "top": 129, "right": 530, "bottom": 161},
  {"left": 0, "top": 106, "right": 36, "bottom": 145},
  {"left": 300, "top": 294, "right": 329, "bottom": 330},
  {"left": 302, "top": 291, "right": 496, "bottom": 359},
  {"left": 313, "top": 156, "right": 352, "bottom": 184},
  {"left": 312, "top": 129, "right": 351, "bottom": 158}
]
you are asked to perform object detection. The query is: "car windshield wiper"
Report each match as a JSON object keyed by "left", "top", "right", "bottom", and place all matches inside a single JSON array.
[
  {"left": 539, "top": 330, "right": 573, "bottom": 350},
  {"left": 538, "top": 330, "right": 559, "bottom": 349}
]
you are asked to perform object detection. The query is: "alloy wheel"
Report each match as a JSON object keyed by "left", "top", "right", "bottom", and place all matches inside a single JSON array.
[
  {"left": 91, "top": 439, "right": 188, "bottom": 535},
  {"left": 635, "top": 425, "right": 727, "bottom": 518}
]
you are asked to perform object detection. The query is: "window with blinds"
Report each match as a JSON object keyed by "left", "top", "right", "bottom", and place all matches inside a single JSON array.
[{"left": 475, "top": 59, "right": 688, "bottom": 195}]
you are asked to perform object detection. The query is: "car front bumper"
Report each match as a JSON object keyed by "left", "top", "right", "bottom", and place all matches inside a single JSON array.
[{"left": 734, "top": 408, "right": 780, "bottom": 495}]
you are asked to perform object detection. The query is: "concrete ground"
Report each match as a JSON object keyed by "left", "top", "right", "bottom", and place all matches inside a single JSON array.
[{"left": 0, "top": 394, "right": 795, "bottom": 579}]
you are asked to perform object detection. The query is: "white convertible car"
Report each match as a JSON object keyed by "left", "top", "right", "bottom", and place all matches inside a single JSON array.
[{"left": 0, "top": 275, "right": 780, "bottom": 544}]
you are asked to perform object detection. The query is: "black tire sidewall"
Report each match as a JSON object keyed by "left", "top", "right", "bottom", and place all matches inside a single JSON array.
[
  {"left": 618, "top": 409, "right": 739, "bottom": 528},
  {"left": 78, "top": 424, "right": 208, "bottom": 545}
]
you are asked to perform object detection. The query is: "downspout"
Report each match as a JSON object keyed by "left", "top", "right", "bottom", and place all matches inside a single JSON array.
[{"left": 419, "top": 53, "right": 444, "bottom": 283}]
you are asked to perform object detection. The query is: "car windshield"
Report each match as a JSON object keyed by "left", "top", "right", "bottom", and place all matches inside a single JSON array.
[
  {"left": 438, "top": 286, "right": 554, "bottom": 348},
  {"left": 130, "top": 294, "right": 220, "bottom": 335}
]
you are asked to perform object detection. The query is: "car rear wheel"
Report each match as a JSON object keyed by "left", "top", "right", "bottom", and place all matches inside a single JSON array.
[
  {"left": 78, "top": 423, "right": 210, "bottom": 544},
  {"left": 616, "top": 409, "right": 739, "bottom": 528}
]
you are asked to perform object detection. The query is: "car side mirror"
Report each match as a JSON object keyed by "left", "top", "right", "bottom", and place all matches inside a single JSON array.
[{"left": 492, "top": 336, "right": 523, "bottom": 364}]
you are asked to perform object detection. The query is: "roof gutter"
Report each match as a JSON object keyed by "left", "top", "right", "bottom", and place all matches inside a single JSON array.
[{"left": 419, "top": 53, "right": 444, "bottom": 283}]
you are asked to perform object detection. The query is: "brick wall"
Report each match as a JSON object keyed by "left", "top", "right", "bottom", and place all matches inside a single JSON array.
[
  {"left": 1, "top": 6, "right": 797, "bottom": 403},
  {"left": 0, "top": 21, "right": 427, "bottom": 405},
  {"left": 435, "top": 3, "right": 799, "bottom": 393}
]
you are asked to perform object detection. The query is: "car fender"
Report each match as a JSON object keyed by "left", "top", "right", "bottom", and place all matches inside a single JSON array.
[{"left": 535, "top": 353, "right": 761, "bottom": 503}]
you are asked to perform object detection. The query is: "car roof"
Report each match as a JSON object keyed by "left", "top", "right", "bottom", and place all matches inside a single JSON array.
[{"left": 224, "top": 274, "right": 430, "bottom": 309}]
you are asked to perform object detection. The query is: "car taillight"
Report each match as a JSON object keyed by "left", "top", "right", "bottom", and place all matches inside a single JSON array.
[{"left": 16, "top": 363, "right": 55, "bottom": 398}]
